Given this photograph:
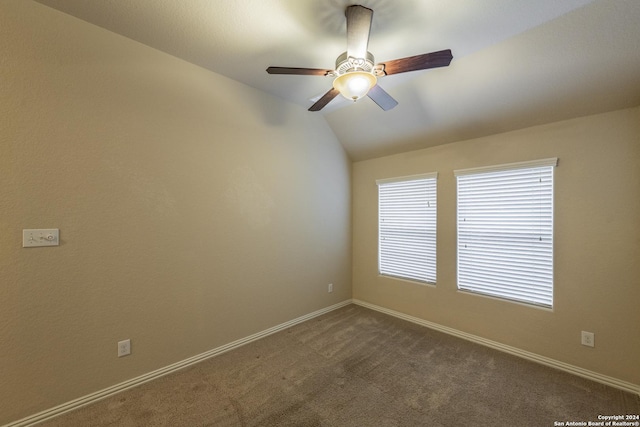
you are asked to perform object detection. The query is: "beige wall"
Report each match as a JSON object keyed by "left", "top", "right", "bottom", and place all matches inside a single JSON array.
[
  {"left": 2, "top": 1, "right": 639, "bottom": 424},
  {"left": 353, "top": 106, "right": 640, "bottom": 387},
  {"left": 0, "top": 1, "right": 351, "bottom": 423}
]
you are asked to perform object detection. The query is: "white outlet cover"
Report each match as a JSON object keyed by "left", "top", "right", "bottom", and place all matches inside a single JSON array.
[
  {"left": 118, "top": 339, "right": 131, "bottom": 357},
  {"left": 581, "top": 331, "right": 594, "bottom": 347}
]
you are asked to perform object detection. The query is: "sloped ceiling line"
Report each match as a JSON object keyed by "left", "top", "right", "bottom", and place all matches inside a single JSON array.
[{"left": 33, "top": 0, "right": 640, "bottom": 160}]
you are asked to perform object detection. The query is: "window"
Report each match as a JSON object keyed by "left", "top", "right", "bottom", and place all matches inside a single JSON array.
[
  {"left": 377, "top": 173, "right": 437, "bottom": 284},
  {"left": 455, "top": 159, "right": 557, "bottom": 307}
]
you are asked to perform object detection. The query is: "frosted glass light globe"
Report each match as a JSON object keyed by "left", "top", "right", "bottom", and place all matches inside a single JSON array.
[{"left": 333, "top": 71, "right": 377, "bottom": 101}]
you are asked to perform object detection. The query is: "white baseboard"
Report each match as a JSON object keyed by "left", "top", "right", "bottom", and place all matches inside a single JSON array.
[
  {"left": 3, "top": 299, "right": 353, "bottom": 427},
  {"left": 353, "top": 299, "right": 640, "bottom": 397},
  {"left": 8, "top": 298, "right": 637, "bottom": 426}
]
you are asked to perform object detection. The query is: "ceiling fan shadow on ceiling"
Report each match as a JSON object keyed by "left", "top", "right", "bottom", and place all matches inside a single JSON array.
[{"left": 267, "top": 4, "right": 453, "bottom": 112}]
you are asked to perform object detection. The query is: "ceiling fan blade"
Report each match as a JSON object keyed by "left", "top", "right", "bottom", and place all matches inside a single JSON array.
[
  {"left": 266, "top": 67, "right": 333, "bottom": 76},
  {"left": 308, "top": 88, "right": 340, "bottom": 111},
  {"left": 379, "top": 49, "right": 453, "bottom": 76},
  {"left": 345, "top": 5, "right": 373, "bottom": 60},
  {"left": 367, "top": 85, "right": 398, "bottom": 111}
]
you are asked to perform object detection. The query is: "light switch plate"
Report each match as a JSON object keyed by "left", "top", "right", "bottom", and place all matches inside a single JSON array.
[{"left": 23, "top": 229, "right": 59, "bottom": 247}]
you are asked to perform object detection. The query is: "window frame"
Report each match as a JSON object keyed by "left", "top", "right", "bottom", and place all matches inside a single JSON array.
[
  {"left": 377, "top": 172, "right": 438, "bottom": 285},
  {"left": 454, "top": 158, "right": 557, "bottom": 308}
]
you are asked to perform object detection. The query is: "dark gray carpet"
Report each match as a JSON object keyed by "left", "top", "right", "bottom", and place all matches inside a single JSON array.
[{"left": 38, "top": 304, "right": 639, "bottom": 426}]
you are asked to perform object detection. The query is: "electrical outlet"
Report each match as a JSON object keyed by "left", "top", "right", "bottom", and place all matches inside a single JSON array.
[
  {"left": 328, "top": 283, "right": 333, "bottom": 293},
  {"left": 118, "top": 339, "right": 131, "bottom": 357},
  {"left": 581, "top": 331, "right": 594, "bottom": 347}
]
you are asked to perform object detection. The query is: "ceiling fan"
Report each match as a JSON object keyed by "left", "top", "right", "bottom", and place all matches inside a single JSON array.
[{"left": 266, "top": 5, "right": 453, "bottom": 112}]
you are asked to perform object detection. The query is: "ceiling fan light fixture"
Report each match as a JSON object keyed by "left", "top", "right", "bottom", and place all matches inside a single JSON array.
[
  {"left": 266, "top": 5, "right": 453, "bottom": 112},
  {"left": 333, "top": 71, "right": 377, "bottom": 101}
]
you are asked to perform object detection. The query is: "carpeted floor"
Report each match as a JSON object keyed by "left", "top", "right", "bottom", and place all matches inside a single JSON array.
[{"left": 38, "top": 304, "right": 639, "bottom": 426}]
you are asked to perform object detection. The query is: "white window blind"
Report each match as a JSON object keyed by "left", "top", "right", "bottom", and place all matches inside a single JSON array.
[
  {"left": 377, "top": 173, "right": 437, "bottom": 284},
  {"left": 455, "top": 159, "right": 557, "bottom": 307}
]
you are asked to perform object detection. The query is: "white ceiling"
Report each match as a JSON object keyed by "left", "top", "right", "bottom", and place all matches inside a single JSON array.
[{"left": 33, "top": 0, "right": 640, "bottom": 160}]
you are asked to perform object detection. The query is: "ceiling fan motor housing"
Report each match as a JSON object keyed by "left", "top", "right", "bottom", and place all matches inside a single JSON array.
[{"left": 335, "top": 51, "right": 376, "bottom": 75}]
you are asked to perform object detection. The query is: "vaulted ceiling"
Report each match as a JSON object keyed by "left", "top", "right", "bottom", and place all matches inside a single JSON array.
[{"left": 34, "top": 0, "right": 640, "bottom": 160}]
